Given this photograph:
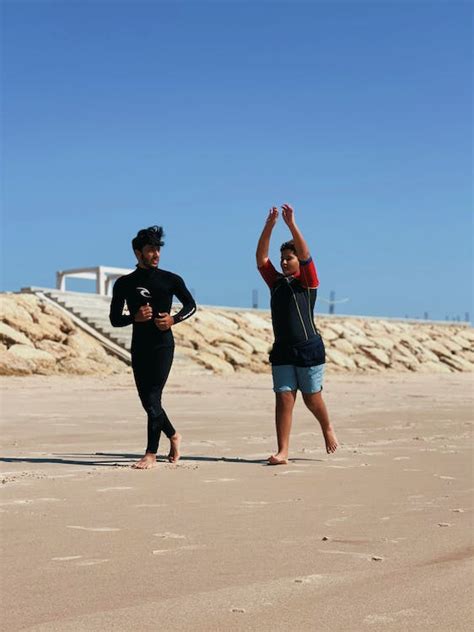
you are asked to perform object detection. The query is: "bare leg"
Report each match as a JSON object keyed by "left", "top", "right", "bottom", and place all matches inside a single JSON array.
[
  {"left": 167, "top": 432, "right": 182, "bottom": 463},
  {"left": 302, "top": 391, "right": 338, "bottom": 454},
  {"left": 268, "top": 391, "right": 297, "bottom": 465},
  {"left": 132, "top": 452, "right": 157, "bottom": 469}
]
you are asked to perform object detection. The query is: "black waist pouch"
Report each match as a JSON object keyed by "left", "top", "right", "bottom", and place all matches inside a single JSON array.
[{"left": 291, "top": 335, "right": 326, "bottom": 367}]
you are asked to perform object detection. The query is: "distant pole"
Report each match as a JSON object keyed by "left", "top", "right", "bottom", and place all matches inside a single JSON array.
[
  {"left": 424, "top": 311, "right": 429, "bottom": 320},
  {"left": 252, "top": 289, "right": 258, "bottom": 309},
  {"left": 329, "top": 290, "right": 335, "bottom": 315},
  {"left": 465, "top": 312, "right": 470, "bottom": 322}
]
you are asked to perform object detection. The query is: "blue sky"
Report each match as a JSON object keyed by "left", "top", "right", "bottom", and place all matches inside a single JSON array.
[{"left": 1, "top": 1, "right": 472, "bottom": 320}]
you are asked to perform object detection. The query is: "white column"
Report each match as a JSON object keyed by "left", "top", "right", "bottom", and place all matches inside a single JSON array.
[
  {"left": 96, "top": 267, "right": 106, "bottom": 295},
  {"left": 56, "top": 271, "right": 66, "bottom": 291}
]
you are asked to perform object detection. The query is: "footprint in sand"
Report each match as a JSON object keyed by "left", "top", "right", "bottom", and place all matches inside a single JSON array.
[
  {"left": 76, "top": 559, "right": 110, "bottom": 567},
  {"left": 364, "top": 609, "right": 422, "bottom": 626},
  {"left": 0, "top": 498, "right": 61, "bottom": 507},
  {"left": 203, "top": 478, "right": 237, "bottom": 483},
  {"left": 152, "top": 545, "right": 205, "bottom": 555},
  {"left": 294, "top": 574, "right": 325, "bottom": 584},
  {"left": 154, "top": 532, "right": 186, "bottom": 540},
  {"left": 242, "top": 499, "right": 301, "bottom": 507},
  {"left": 96, "top": 486, "right": 134, "bottom": 493},
  {"left": 67, "top": 526, "right": 121, "bottom": 532},
  {"left": 327, "top": 465, "right": 352, "bottom": 469}
]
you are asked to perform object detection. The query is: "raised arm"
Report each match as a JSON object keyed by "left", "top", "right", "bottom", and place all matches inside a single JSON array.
[
  {"left": 256, "top": 207, "right": 279, "bottom": 268},
  {"left": 282, "top": 203, "right": 319, "bottom": 288},
  {"left": 281, "top": 203, "right": 310, "bottom": 261}
]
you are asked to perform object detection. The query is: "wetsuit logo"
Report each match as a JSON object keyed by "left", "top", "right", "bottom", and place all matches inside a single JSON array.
[{"left": 137, "top": 287, "right": 152, "bottom": 298}]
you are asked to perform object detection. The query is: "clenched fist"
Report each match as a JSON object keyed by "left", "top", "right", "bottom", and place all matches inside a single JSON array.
[
  {"left": 154, "top": 312, "right": 174, "bottom": 331},
  {"left": 135, "top": 304, "right": 153, "bottom": 322}
]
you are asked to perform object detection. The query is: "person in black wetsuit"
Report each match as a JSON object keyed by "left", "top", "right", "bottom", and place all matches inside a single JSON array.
[
  {"left": 256, "top": 204, "right": 338, "bottom": 464},
  {"left": 109, "top": 226, "right": 196, "bottom": 469}
]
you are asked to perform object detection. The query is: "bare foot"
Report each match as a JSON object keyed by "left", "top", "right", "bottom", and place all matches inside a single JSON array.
[
  {"left": 132, "top": 453, "right": 157, "bottom": 469},
  {"left": 267, "top": 453, "right": 289, "bottom": 465},
  {"left": 168, "top": 433, "right": 181, "bottom": 463},
  {"left": 323, "top": 426, "right": 338, "bottom": 454}
]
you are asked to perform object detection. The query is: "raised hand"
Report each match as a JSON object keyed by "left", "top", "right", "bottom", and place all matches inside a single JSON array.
[
  {"left": 266, "top": 207, "right": 279, "bottom": 227},
  {"left": 135, "top": 303, "right": 153, "bottom": 322},
  {"left": 281, "top": 203, "right": 295, "bottom": 227}
]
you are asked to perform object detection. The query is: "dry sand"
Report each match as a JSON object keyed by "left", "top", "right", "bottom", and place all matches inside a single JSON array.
[{"left": 1, "top": 370, "right": 473, "bottom": 631}]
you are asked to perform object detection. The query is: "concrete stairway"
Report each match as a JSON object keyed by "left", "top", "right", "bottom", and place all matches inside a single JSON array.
[{"left": 46, "top": 289, "right": 133, "bottom": 351}]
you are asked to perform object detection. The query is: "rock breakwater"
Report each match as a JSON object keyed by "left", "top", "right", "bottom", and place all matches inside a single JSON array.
[
  {"left": 1, "top": 293, "right": 472, "bottom": 376},
  {"left": 0, "top": 294, "right": 127, "bottom": 376}
]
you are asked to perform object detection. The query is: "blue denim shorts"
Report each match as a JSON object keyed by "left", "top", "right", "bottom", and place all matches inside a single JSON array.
[{"left": 272, "top": 363, "right": 325, "bottom": 394}]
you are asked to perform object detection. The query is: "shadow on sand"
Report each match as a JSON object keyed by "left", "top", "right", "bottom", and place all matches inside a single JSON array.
[{"left": 0, "top": 453, "right": 323, "bottom": 467}]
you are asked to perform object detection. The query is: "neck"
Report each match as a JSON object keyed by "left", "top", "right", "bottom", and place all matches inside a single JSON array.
[{"left": 137, "top": 264, "right": 157, "bottom": 272}]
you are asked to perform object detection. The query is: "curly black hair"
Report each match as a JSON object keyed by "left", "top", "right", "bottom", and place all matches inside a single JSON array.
[{"left": 132, "top": 226, "right": 165, "bottom": 252}]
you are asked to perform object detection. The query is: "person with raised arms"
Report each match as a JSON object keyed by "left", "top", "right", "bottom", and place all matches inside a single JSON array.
[{"left": 256, "top": 204, "right": 338, "bottom": 464}]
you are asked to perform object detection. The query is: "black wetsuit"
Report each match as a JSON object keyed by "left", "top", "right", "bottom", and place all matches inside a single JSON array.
[
  {"left": 258, "top": 257, "right": 325, "bottom": 367},
  {"left": 109, "top": 266, "right": 196, "bottom": 453}
]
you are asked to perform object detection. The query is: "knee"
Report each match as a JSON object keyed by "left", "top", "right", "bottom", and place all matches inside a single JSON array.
[
  {"left": 276, "top": 391, "right": 296, "bottom": 410},
  {"left": 147, "top": 394, "right": 164, "bottom": 418},
  {"left": 302, "top": 391, "right": 322, "bottom": 410}
]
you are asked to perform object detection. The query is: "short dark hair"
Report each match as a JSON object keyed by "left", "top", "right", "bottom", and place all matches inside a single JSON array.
[
  {"left": 280, "top": 240, "right": 297, "bottom": 254},
  {"left": 132, "top": 226, "right": 165, "bottom": 252}
]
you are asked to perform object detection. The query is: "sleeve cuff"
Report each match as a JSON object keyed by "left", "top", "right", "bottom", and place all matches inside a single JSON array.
[{"left": 298, "top": 256, "right": 313, "bottom": 266}]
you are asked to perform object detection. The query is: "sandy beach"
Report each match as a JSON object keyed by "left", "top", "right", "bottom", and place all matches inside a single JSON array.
[{"left": 1, "top": 370, "right": 472, "bottom": 631}]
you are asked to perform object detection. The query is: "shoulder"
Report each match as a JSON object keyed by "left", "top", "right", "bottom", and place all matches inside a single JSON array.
[
  {"left": 113, "top": 273, "right": 131, "bottom": 290},
  {"left": 160, "top": 269, "right": 185, "bottom": 285},
  {"left": 113, "top": 269, "right": 139, "bottom": 291},
  {"left": 119, "top": 269, "right": 139, "bottom": 282}
]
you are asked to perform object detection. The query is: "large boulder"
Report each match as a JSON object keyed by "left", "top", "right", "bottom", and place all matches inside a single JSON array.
[
  {"left": 0, "top": 350, "right": 35, "bottom": 375},
  {"left": 8, "top": 344, "right": 57, "bottom": 373},
  {"left": 194, "top": 351, "right": 235, "bottom": 374},
  {"left": 0, "top": 322, "right": 33, "bottom": 348}
]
